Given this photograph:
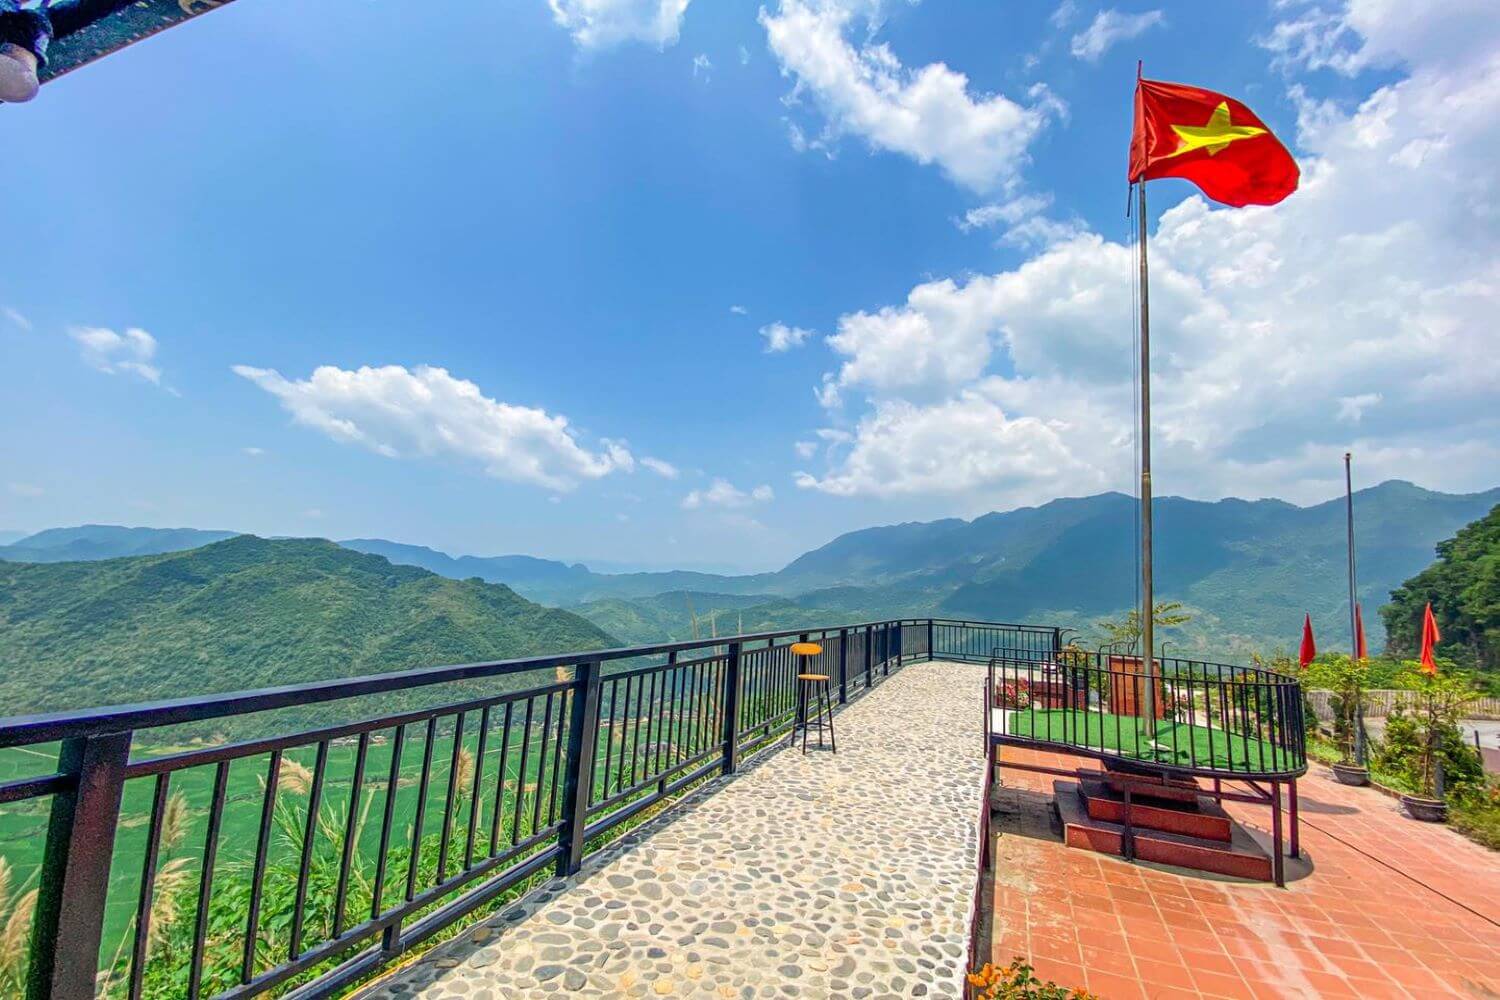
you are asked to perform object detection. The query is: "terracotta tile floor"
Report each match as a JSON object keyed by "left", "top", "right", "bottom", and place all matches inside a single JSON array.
[{"left": 985, "top": 747, "right": 1500, "bottom": 999}]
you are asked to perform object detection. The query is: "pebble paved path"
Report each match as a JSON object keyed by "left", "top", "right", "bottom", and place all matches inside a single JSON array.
[{"left": 359, "top": 659, "right": 987, "bottom": 1000}]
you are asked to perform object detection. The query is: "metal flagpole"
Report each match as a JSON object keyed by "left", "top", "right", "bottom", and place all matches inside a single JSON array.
[
  {"left": 1345, "top": 451, "right": 1366, "bottom": 763},
  {"left": 1138, "top": 180, "right": 1156, "bottom": 721}
]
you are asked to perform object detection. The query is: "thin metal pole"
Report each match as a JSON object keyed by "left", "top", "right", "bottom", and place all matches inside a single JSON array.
[
  {"left": 1138, "top": 181, "right": 1156, "bottom": 723},
  {"left": 1346, "top": 452, "right": 1366, "bottom": 765}
]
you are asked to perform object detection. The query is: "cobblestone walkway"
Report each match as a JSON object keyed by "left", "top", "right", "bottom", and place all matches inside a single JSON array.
[{"left": 359, "top": 659, "right": 986, "bottom": 1000}]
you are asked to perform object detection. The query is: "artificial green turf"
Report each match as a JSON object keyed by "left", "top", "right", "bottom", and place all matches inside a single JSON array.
[{"left": 1002, "top": 708, "right": 1293, "bottom": 774}]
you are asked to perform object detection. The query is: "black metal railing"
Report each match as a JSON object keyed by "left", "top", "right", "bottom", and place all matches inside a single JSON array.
[
  {"left": 984, "top": 648, "right": 1307, "bottom": 779},
  {"left": 0, "top": 617, "right": 1053, "bottom": 1000}
]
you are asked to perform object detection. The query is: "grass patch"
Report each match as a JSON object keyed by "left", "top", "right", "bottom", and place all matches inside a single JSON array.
[{"left": 1004, "top": 708, "right": 1289, "bottom": 774}]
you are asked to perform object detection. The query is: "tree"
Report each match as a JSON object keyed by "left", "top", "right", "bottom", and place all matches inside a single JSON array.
[
  {"left": 1097, "top": 601, "right": 1193, "bottom": 652},
  {"left": 1382, "top": 504, "right": 1499, "bottom": 672}
]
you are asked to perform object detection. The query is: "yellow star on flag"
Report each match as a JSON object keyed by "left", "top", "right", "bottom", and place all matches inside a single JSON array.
[{"left": 1164, "top": 102, "right": 1266, "bottom": 159}]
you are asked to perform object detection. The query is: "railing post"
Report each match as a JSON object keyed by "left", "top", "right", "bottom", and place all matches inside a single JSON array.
[
  {"left": 864, "top": 625, "right": 873, "bottom": 686},
  {"left": 837, "top": 628, "right": 849, "bottom": 704},
  {"left": 721, "top": 641, "right": 743, "bottom": 775},
  {"left": 27, "top": 731, "right": 132, "bottom": 1000},
  {"left": 927, "top": 619, "right": 935, "bottom": 661},
  {"left": 558, "top": 660, "right": 602, "bottom": 877}
]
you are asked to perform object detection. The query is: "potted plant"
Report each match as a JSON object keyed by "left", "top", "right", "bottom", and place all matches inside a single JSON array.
[
  {"left": 1395, "top": 668, "right": 1477, "bottom": 822},
  {"left": 1306, "top": 654, "right": 1371, "bottom": 785}
]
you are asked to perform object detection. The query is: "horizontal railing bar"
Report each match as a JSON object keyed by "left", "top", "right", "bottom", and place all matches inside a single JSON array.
[
  {"left": 586, "top": 744, "right": 724, "bottom": 816},
  {"left": 0, "top": 771, "right": 69, "bottom": 803},
  {"left": 606, "top": 651, "right": 730, "bottom": 681},
  {"left": 582, "top": 754, "right": 725, "bottom": 843},
  {"left": 278, "top": 841, "right": 566, "bottom": 1000},
  {"left": 0, "top": 618, "right": 968, "bottom": 747},
  {"left": 218, "top": 825, "right": 564, "bottom": 1000},
  {"left": 122, "top": 679, "right": 573, "bottom": 778}
]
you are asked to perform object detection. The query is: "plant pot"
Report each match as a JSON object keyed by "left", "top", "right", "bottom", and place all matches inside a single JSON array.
[
  {"left": 1331, "top": 763, "right": 1369, "bottom": 786},
  {"left": 1400, "top": 794, "right": 1448, "bottom": 823}
]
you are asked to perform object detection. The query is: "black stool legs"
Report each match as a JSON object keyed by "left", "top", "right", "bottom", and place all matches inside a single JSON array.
[{"left": 792, "top": 676, "right": 836, "bottom": 754}]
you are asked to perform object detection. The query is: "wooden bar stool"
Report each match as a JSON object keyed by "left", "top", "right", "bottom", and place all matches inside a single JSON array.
[{"left": 789, "top": 641, "right": 836, "bottom": 754}]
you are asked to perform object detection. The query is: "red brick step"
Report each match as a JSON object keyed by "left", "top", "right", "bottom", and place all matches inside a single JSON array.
[
  {"left": 1077, "top": 778, "right": 1232, "bottom": 843},
  {"left": 1053, "top": 780, "right": 1272, "bottom": 882}
]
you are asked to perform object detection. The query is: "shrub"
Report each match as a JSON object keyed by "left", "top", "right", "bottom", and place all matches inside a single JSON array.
[
  {"left": 994, "top": 681, "right": 1032, "bottom": 710},
  {"left": 968, "top": 959, "right": 1097, "bottom": 1000},
  {"left": 1450, "top": 781, "right": 1500, "bottom": 851},
  {"left": 1302, "top": 654, "right": 1369, "bottom": 764}
]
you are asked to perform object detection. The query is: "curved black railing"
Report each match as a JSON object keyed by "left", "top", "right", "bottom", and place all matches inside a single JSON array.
[
  {"left": 0, "top": 617, "right": 1063, "bottom": 1000},
  {"left": 984, "top": 647, "right": 1307, "bottom": 780}
]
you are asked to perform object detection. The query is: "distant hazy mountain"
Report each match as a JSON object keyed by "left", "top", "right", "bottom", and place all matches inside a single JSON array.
[
  {"left": 563, "top": 482, "right": 1500, "bottom": 658},
  {"left": 0, "top": 524, "right": 239, "bottom": 563},
  {"left": 0, "top": 536, "right": 617, "bottom": 724},
  {"left": 340, "top": 538, "right": 776, "bottom": 605},
  {"left": 0, "top": 530, "right": 27, "bottom": 546},
  {"left": 7, "top": 481, "right": 1495, "bottom": 663}
]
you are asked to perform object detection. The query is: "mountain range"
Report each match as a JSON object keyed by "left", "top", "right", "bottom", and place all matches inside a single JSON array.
[
  {"left": 4, "top": 480, "right": 1497, "bottom": 661},
  {"left": 0, "top": 536, "right": 615, "bottom": 730}
]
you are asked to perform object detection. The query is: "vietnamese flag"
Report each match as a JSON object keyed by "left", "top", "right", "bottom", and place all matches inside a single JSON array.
[
  {"left": 1419, "top": 602, "right": 1441, "bottom": 675},
  {"left": 1299, "top": 614, "right": 1317, "bottom": 669},
  {"left": 1129, "top": 78, "right": 1299, "bottom": 207},
  {"left": 1354, "top": 603, "right": 1369, "bottom": 661}
]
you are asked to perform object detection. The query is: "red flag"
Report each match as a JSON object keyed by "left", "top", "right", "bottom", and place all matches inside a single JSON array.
[
  {"left": 1354, "top": 603, "right": 1368, "bottom": 661},
  {"left": 1419, "top": 602, "right": 1441, "bottom": 675},
  {"left": 1130, "top": 77, "right": 1299, "bottom": 207},
  {"left": 1299, "top": 613, "right": 1316, "bottom": 668}
]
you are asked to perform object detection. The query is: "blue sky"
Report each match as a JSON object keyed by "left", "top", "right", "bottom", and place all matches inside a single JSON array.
[{"left": 2, "top": 1, "right": 1497, "bottom": 571}]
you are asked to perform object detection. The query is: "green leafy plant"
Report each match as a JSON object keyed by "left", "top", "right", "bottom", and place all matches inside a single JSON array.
[
  {"left": 1096, "top": 601, "right": 1192, "bottom": 652},
  {"left": 1302, "top": 654, "right": 1369, "bottom": 765},
  {"left": 967, "top": 958, "right": 1098, "bottom": 1000},
  {"left": 1387, "top": 667, "right": 1482, "bottom": 798}
]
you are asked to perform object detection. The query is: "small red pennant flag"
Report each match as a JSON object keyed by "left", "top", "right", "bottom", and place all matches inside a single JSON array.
[
  {"left": 1299, "top": 613, "right": 1317, "bottom": 668},
  {"left": 1354, "top": 603, "right": 1368, "bottom": 661},
  {"left": 1419, "top": 602, "right": 1441, "bottom": 675}
]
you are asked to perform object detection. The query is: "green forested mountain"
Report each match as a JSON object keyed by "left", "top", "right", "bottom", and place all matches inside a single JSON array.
[
  {"left": 0, "top": 524, "right": 238, "bottom": 563},
  {"left": 1383, "top": 505, "right": 1499, "bottom": 670},
  {"left": 6, "top": 481, "right": 1496, "bottom": 674},
  {"left": 0, "top": 536, "right": 617, "bottom": 723},
  {"left": 565, "top": 482, "right": 1500, "bottom": 658}
]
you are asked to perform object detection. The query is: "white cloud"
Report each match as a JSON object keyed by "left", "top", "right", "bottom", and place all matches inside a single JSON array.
[
  {"left": 957, "top": 194, "right": 1053, "bottom": 232},
  {"left": 1069, "top": 9, "right": 1165, "bottom": 62},
  {"left": 234, "top": 363, "right": 636, "bottom": 491},
  {"left": 760, "top": 0, "right": 1059, "bottom": 191},
  {"left": 70, "top": 326, "right": 162, "bottom": 385},
  {"left": 1336, "top": 392, "right": 1381, "bottom": 424},
  {"left": 303, "top": 508, "right": 324, "bottom": 519},
  {"left": 760, "top": 321, "right": 814, "bottom": 352},
  {"left": 729, "top": 304, "right": 749, "bottom": 315},
  {"left": 682, "top": 478, "right": 774, "bottom": 509},
  {"left": 641, "top": 456, "right": 681, "bottom": 479},
  {"left": 3, "top": 306, "right": 30, "bottom": 331},
  {"left": 797, "top": 388, "right": 1104, "bottom": 499},
  {"left": 1261, "top": 0, "right": 1497, "bottom": 77},
  {"left": 799, "top": 7, "right": 1500, "bottom": 507},
  {"left": 548, "top": 0, "right": 692, "bottom": 49},
  {"left": 739, "top": 43, "right": 751, "bottom": 65},
  {"left": 692, "top": 52, "right": 712, "bottom": 80},
  {"left": 1049, "top": 1, "right": 1078, "bottom": 30},
  {"left": 8, "top": 482, "right": 44, "bottom": 498},
  {"left": 956, "top": 192, "right": 1087, "bottom": 248},
  {"left": 794, "top": 439, "right": 818, "bottom": 459},
  {"left": 243, "top": 446, "right": 267, "bottom": 457}
]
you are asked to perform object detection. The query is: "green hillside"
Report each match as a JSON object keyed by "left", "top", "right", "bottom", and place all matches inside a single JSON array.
[
  {"left": 1383, "top": 504, "right": 1499, "bottom": 671},
  {"left": 0, "top": 536, "right": 618, "bottom": 731},
  {"left": 569, "top": 482, "right": 1500, "bottom": 658}
]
